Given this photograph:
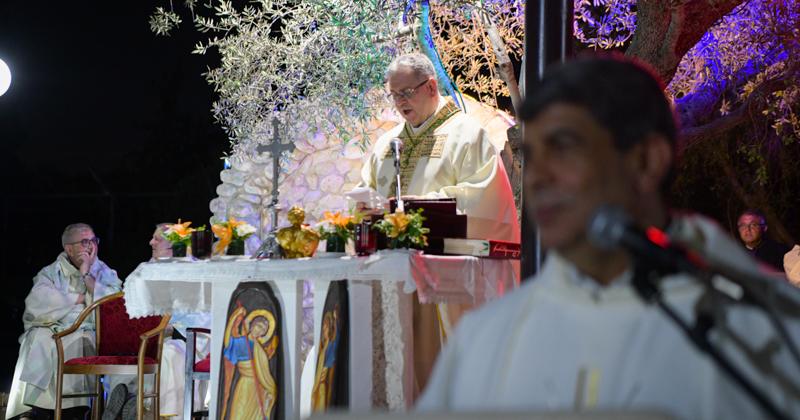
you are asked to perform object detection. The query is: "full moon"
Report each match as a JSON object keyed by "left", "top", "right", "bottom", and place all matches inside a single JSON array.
[{"left": 0, "top": 58, "right": 11, "bottom": 96}]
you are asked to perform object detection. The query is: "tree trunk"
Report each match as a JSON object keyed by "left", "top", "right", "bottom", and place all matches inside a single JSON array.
[{"left": 626, "top": 0, "right": 744, "bottom": 85}]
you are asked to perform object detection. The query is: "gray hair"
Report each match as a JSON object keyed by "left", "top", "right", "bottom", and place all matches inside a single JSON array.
[
  {"left": 61, "top": 223, "right": 94, "bottom": 247},
  {"left": 385, "top": 53, "right": 436, "bottom": 81}
]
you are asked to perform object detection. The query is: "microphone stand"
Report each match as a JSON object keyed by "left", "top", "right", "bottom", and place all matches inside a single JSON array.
[
  {"left": 392, "top": 140, "right": 404, "bottom": 212},
  {"left": 700, "top": 259, "right": 800, "bottom": 369},
  {"left": 631, "top": 263, "right": 791, "bottom": 420}
]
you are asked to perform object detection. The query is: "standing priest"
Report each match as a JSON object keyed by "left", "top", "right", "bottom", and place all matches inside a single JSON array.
[
  {"left": 358, "top": 52, "right": 519, "bottom": 243},
  {"left": 356, "top": 52, "right": 520, "bottom": 397}
]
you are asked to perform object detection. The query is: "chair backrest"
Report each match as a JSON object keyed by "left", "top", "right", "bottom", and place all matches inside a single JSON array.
[{"left": 97, "top": 295, "right": 162, "bottom": 358}]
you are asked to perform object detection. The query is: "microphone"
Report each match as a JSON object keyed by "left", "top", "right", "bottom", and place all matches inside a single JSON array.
[
  {"left": 591, "top": 208, "right": 800, "bottom": 419},
  {"left": 390, "top": 138, "right": 405, "bottom": 212},
  {"left": 390, "top": 138, "right": 404, "bottom": 160},
  {"left": 587, "top": 205, "right": 707, "bottom": 278}
]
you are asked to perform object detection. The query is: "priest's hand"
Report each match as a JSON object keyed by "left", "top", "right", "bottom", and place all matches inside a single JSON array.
[
  {"left": 82, "top": 273, "right": 96, "bottom": 294},
  {"left": 77, "top": 247, "right": 97, "bottom": 276},
  {"left": 75, "top": 293, "right": 85, "bottom": 305}
]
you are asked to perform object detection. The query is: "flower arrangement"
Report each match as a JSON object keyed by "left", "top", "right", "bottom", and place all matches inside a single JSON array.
[
  {"left": 316, "top": 211, "right": 358, "bottom": 242},
  {"left": 162, "top": 220, "right": 195, "bottom": 246},
  {"left": 162, "top": 220, "right": 196, "bottom": 257},
  {"left": 316, "top": 211, "right": 361, "bottom": 253},
  {"left": 211, "top": 217, "right": 257, "bottom": 255},
  {"left": 373, "top": 209, "right": 429, "bottom": 249}
]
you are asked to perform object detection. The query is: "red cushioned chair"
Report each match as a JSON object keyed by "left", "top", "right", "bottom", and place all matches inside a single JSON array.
[
  {"left": 183, "top": 327, "right": 210, "bottom": 419},
  {"left": 53, "top": 291, "right": 171, "bottom": 420}
]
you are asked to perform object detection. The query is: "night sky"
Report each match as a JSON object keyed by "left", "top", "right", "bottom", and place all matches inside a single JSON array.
[{"left": 0, "top": 1, "right": 227, "bottom": 388}]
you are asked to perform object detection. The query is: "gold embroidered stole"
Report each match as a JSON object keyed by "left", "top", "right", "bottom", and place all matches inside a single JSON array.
[{"left": 383, "top": 99, "right": 460, "bottom": 194}]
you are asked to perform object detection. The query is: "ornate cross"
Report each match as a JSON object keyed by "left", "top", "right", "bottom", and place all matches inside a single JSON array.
[{"left": 254, "top": 118, "right": 295, "bottom": 259}]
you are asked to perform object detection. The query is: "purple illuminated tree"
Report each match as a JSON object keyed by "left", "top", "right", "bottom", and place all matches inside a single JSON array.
[{"left": 577, "top": 0, "right": 800, "bottom": 242}]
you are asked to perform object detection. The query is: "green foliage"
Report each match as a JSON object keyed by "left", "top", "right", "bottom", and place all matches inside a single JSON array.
[
  {"left": 151, "top": 0, "right": 526, "bottom": 156},
  {"left": 373, "top": 208, "right": 429, "bottom": 249},
  {"left": 429, "top": 0, "right": 524, "bottom": 108},
  {"left": 149, "top": 7, "right": 182, "bottom": 36},
  {"left": 152, "top": 0, "right": 407, "bottom": 155}
]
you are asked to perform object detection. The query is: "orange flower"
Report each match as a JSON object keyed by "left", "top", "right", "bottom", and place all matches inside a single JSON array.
[
  {"left": 323, "top": 211, "right": 353, "bottom": 228},
  {"left": 384, "top": 210, "right": 410, "bottom": 238},
  {"left": 227, "top": 217, "right": 246, "bottom": 229},
  {"left": 211, "top": 223, "right": 233, "bottom": 255},
  {"left": 168, "top": 220, "right": 194, "bottom": 239},
  {"left": 211, "top": 217, "right": 255, "bottom": 254}
]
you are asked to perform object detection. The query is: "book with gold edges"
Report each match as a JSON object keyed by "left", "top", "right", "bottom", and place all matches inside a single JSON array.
[{"left": 440, "top": 238, "right": 521, "bottom": 259}]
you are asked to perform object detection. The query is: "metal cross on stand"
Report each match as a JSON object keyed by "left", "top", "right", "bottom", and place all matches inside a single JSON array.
[{"left": 254, "top": 118, "right": 295, "bottom": 259}]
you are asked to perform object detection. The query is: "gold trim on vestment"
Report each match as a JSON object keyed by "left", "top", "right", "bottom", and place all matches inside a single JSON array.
[{"left": 383, "top": 98, "right": 460, "bottom": 194}]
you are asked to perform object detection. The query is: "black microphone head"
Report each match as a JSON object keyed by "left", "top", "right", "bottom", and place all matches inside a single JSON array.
[
  {"left": 390, "top": 138, "right": 404, "bottom": 152},
  {"left": 587, "top": 205, "right": 631, "bottom": 250}
]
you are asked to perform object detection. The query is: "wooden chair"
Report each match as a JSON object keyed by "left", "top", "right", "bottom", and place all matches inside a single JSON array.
[
  {"left": 183, "top": 327, "right": 211, "bottom": 419},
  {"left": 53, "top": 291, "right": 171, "bottom": 420}
]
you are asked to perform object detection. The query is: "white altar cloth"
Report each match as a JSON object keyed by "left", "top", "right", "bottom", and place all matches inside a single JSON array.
[
  {"left": 124, "top": 250, "right": 517, "bottom": 317},
  {"left": 123, "top": 250, "right": 518, "bottom": 417}
]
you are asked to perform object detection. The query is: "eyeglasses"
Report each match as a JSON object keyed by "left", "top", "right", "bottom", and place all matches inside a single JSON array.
[
  {"left": 66, "top": 237, "right": 100, "bottom": 247},
  {"left": 385, "top": 79, "right": 430, "bottom": 102},
  {"left": 737, "top": 223, "right": 764, "bottom": 231}
]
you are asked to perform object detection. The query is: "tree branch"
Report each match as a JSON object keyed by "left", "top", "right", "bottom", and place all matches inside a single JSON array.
[
  {"left": 626, "top": 0, "right": 745, "bottom": 85},
  {"left": 674, "top": 48, "right": 786, "bottom": 129},
  {"left": 679, "top": 69, "right": 794, "bottom": 154}
]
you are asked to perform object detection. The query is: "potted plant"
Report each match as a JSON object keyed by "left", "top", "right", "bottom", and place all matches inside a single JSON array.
[
  {"left": 211, "top": 217, "right": 257, "bottom": 256},
  {"left": 162, "top": 220, "right": 195, "bottom": 257},
  {"left": 316, "top": 211, "right": 358, "bottom": 253},
  {"left": 373, "top": 209, "right": 429, "bottom": 250}
]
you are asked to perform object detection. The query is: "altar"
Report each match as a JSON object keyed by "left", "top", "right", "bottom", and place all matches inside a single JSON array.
[{"left": 123, "top": 250, "right": 518, "bottom": 418}]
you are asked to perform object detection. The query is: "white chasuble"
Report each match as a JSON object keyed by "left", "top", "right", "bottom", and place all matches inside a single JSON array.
[
  {"left": 7, "top": 253, "right": 122, "bottom": 419},
  {"left": 360, "top": 97, "right": 519, "bottom": 242}
]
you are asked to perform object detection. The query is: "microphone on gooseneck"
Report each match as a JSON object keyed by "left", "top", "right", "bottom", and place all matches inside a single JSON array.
[
  {"left": 390, "top": 138, "right": 404, "bottom": 164},
  {"left": 390, "top": 138, "right": 405, "bottom": 212}
]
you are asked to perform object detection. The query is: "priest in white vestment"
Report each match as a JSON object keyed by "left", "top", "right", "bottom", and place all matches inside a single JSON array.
[
  {"left": 418, "top": 56, "right": 800, "bottom": 419},
  {"left": 358, "top": 53, "right": 519, "bottom": 243},
  {"left": 356, "top": 53, "right": 521, "bottom": 395},
  {"left": 145, "top": 224, "right": 211, "bottom": 419},
  {"left": 7, "top": 223, "right": 122, "bottom": 419}
]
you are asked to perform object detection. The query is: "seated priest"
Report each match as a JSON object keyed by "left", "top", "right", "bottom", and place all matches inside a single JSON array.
[
  {"left": 87, "top": 224, "right": 211, "bottom": 420},
  {"left": 356, "top": 52, "right": 521, "bottom": 396},
  {"left": 147, "top": 223, "right": 211, "bottom": 419},
  {"left": 7, "top": 223, "right": 122, "bottom": 420},
  {"left": 358, "top": 52, "right": 519, "bottom": 243},
  {"left": 417, "top": 56, "right": 800, "bottom": 418}
]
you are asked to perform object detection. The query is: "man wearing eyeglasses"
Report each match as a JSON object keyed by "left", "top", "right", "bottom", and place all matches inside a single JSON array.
[
  {"left": 358, "top": 52, "right": 519, "bottom": 242},
  {"left": 357, "top": 52, "right": 520, "bottom": 393},
  {"left": 7, "top": 223, "right": 122, "bottom": 420},
  {"left": 736, "top": 209, "right": 791, "bottom": 272}
]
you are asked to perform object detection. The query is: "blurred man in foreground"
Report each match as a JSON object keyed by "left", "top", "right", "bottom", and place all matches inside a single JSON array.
[{"left": 417, "top": 56, "right": 800, "bottom": 419}]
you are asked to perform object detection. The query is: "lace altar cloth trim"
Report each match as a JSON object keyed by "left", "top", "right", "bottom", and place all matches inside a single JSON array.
[
  {"left": 380, "top": 281, "right": 406, "bottom": 410},
  {"left": 124, "top": 250, "right": 517, "bottom": 318}
]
